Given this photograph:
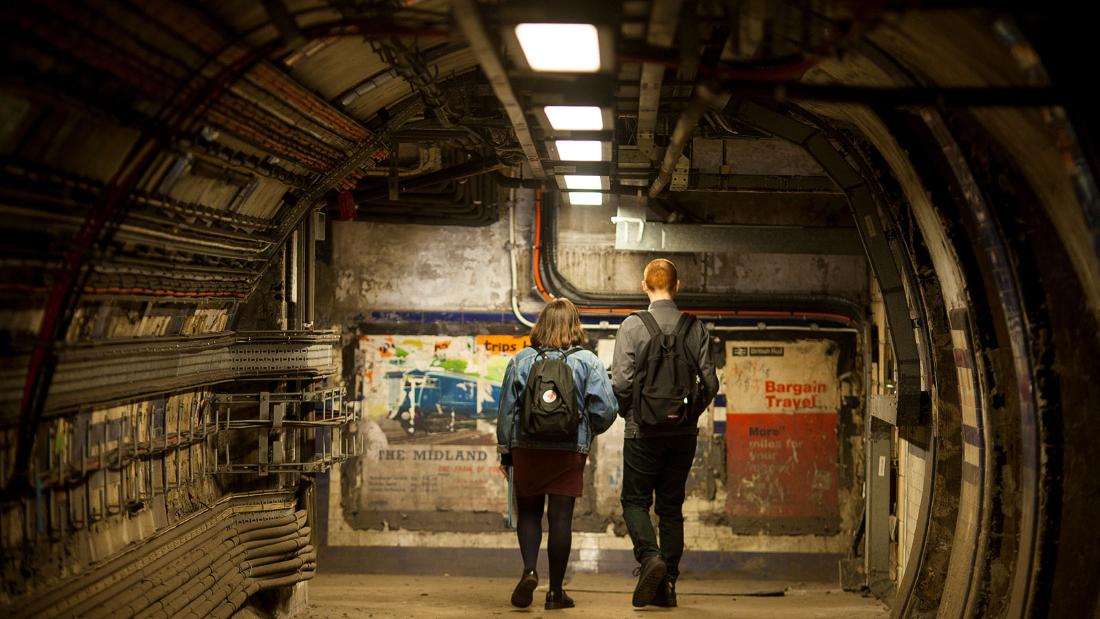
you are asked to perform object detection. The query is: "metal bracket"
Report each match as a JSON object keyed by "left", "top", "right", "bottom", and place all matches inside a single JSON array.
[
  {"left": 611, "top": 216, "right": 646, "bottom": 243},
  {"left": 869, "top": 394, "right": 898, "bottom": 425}
]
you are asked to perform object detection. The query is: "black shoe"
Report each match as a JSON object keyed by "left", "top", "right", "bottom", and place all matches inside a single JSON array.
[
  {"left": 632, "top": 556, "right": 668, "bottom": 607},
  {"left": 545, "top": 589, "right": 575, "bottom": 610},
  {"left": 649, "top": 578, "right": 677, "bottom": 607},
  {"left": 511, "top": 569, "right": 538, "bottom": 608}
]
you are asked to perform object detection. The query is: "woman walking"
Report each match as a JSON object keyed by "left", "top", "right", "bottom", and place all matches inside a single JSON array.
[{"left": 496, "top": 298, "right": 618, "bottom": 610}]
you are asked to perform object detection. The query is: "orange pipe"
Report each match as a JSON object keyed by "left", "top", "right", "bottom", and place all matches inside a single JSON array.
[{"left": 532, "top": 190, "right": 553, "bottom": 303}]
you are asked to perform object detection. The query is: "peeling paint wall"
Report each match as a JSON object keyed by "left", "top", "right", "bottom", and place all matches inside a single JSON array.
[
  {"left": 329, "top": 219, "right": 513, "bottom": 320},
  {"left": 319, "top": 195, "right": 868, "bottom": 568},
  {"left": 327, "top": 328, "right": 863, "bottom": 565}
]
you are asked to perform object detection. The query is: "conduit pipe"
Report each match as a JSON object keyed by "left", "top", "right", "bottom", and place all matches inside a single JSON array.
[
  {"left": 649, "top": 83, "right": 730, "bottom": 197},
  {"left": 72, "top": 509, "right": 310, "bottom": 619},
  {"left": 509, "top": 188, "right": 536, "bottom": 328}
]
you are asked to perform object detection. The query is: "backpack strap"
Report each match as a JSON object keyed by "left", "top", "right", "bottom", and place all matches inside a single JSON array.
[
  {"left": 635, "top": 311, "right": 662, "bottom": 338},
  {"left": 673, "top": 313, "right": 696, "bottom": 338},
  {"left": 673, "top": 313, "right": 702, "bottom": 375},
  {"left": 536, "top": 347, "right": 581, "bottom": 359}
]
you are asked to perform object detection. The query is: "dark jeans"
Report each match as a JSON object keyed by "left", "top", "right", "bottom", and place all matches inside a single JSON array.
[{"left": 620, "top": 435, "right": 697, "bottom": 579}]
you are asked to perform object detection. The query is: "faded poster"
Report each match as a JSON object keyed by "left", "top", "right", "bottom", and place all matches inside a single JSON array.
[{"left": 724, "top": 339, "right": 840, "bottom": 534}]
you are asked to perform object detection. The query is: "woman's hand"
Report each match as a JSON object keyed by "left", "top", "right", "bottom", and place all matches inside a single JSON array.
[{"left": 498, "top": 464, "right": 510, "bottom": 480}]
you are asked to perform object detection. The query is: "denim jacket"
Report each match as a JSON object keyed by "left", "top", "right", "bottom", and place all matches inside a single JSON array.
[{"left": 496, "top": 346, "right": 618, "bottom": 455}]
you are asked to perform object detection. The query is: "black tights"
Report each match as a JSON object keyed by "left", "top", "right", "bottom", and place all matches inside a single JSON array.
[{"left": 516, "top": 493, "right": 575, "bottom": 593}]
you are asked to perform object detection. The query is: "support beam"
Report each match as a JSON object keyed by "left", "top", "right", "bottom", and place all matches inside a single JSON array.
[
  {"left": 727, "top": 99, "right": 923, "bottom": 426},
  {"left": 866, "top": 417, "right": 895, "bottom": 598},
  {"left": 453, "top": 0, "right": 545, "bottom": 177},
  {"left": 637, "top": 0, "right": 682, "bottom": 160},
  {"left": 686, "top": 173, "right": 842, "bottom": 193},
  {"left": 347, "top": 156, "right": 504, "bottom": 203},
  {"left": 613, "top": 222, "right": 863, "bottom": 255}
]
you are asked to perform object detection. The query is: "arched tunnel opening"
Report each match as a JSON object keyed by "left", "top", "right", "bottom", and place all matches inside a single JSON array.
[{"left": 1, "top": 2, "right": 1098, "bottom": 617}]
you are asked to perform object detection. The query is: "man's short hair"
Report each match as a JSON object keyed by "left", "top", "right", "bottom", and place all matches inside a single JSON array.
[{"left": 644, "top": 259, "right": 678, "bottom": 293}]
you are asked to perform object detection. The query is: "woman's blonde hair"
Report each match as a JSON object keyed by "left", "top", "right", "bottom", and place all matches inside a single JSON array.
[{"left": 529, "top": 298, "right": 587, "bottom": 349}]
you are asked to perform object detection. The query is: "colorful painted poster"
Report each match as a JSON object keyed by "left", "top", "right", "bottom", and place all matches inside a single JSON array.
[
  {"left": 724, "top": 340, "right": 840, "bottom": 533},
  {"left": 359, "top": 335, "right": 492, "bottom": 444},
  {"left": 357, "top": 335, "right": 529, "bottom": 520}
]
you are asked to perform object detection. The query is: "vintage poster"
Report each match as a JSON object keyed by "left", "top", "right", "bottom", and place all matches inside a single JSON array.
[
  {"left": 364, "top": 444, "right": 506, "bottom": 512},
  {"left": 357, "top": 334, "right": 529, "bottom": 518},
  {"left": 724, "top": 340, "right": 840, "bottom": 533}
]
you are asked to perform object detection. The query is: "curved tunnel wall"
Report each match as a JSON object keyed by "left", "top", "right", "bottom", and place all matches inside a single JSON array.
[
  {"left": 1, "top": 3, "right": 1099, "bottom": 618},
  {"left": 791, "top": 13, "right": 1100, "bottom": 617}
]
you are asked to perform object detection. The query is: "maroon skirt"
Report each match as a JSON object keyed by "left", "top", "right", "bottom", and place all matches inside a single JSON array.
[{"left": 511, "top": 448, "right": 587, "bottom": 498}]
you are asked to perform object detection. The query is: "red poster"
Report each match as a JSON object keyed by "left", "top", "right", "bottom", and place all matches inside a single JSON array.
[
  {"left": 724, "top": 341, "right": 840, "bottom": 533},
  {"left": 725, "top": 412, "right": 838, "bottom": 521}
]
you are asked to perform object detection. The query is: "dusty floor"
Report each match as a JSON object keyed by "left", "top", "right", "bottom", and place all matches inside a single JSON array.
[{"left": 303, "top": 573, "right": 888, "bottom": 618}]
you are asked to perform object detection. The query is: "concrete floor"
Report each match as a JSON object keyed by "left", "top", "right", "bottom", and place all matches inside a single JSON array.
[{"left": 302, "top": 573, "right": 888, "bottom": 618}]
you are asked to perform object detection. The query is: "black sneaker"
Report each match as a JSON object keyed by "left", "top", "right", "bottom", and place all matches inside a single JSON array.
[
  {"left": 545, "top": 589, "right": 575, "bottom": 610},
  {"left": 511, "top": 569, "right": 538, "bottom": 608},
  {"left": 631, "top": 556, "right": 668, "bottom": 607},
  {"left": 649, "top": 578, "right": 677, "bottom": 607}
]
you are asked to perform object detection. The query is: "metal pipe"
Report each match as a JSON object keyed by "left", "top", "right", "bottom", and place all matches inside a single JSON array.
[
  {"left": 711, "top": 326, "right": 861, "bottom": 333},
  {"left": 278, "top": 242, "right": 288, "bottom": 330},
  {"left": 348, "top": 155, "right": 503, "bottom": 203},
  {"left": 304, "top": 212, "right": 316, "bottom": 329},
  {"left": 508, "top": 189, "right": 536, "bottom": 328},
  {"left": 649, "top": 82, "right": 729, "bottom": 197},
  {"left": 286, "top": 227, "right": 298, "bottom": 330}
]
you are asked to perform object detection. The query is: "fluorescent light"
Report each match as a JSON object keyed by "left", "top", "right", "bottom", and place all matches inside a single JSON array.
[
  {"left": 563, "top": 175, "right": 602, "bottom": 190},
  {"left": 568, "top": 192, "right": 603, "bottom": 205},
  {"left": 544, "top": 106, "right": 603, "bottom": 130},
  {"left": 515, "top": 23, "right": 601, "bottom": 72},
  {"left": 554, "top": 140, "right": 603, "bottom": 161}
]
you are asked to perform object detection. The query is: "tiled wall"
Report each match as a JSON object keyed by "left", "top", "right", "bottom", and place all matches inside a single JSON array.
[{"left": 897, "top": 438, "right": 928, "bottom": 574}]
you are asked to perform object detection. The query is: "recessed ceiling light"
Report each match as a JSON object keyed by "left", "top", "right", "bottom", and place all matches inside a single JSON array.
[
  {"left": 568, "top": 192, "right": 604, "bottom": 205},
  {"left": 515, "top": 23, "right": 601, "bottom": 72},
  {"left": 544, "top": 106, "right": 604, "bottom": 131},
  {"left": 554, "top": 140, "right": 603, "bottom": 161},
  {"left": 563, "top": 175, "right": 603, "bottom": 190}
]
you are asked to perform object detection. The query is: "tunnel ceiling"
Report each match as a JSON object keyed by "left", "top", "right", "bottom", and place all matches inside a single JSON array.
[
  {"left": 4, "top": 2, "right": 1100, "bottom": 618},
  {"left": 0, "top": 1, "right": 1072, "bottom": 238}
]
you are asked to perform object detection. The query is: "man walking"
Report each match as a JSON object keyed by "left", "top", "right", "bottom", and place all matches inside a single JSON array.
[{"left": 612, "top": 259, "right": 719, "bottom": 607}]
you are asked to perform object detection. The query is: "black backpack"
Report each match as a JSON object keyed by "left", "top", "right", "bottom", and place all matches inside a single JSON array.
[
  {"left": 520, "top": 348, "right": 580, "bottom": 441},
  {"left": 631, "top": 312, "right": 703, "bottom": 429}
]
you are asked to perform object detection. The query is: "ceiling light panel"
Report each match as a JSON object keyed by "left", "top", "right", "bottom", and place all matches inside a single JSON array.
[
  {"left": 544, "top": 106, "right": 604, "bottom": 131},
  {"left": 568, "top": 192, "right": 604, "bottom": 206},
  {"left": 515, "top": 23, "right": 601, "bottom": 72},
  {"left": 554, "top": 140, "right": 604, "bottom": 161},
  {"left": 563, "top": 175, "right": 603, "bottom": 190}
]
